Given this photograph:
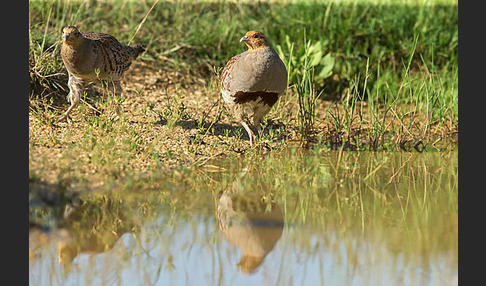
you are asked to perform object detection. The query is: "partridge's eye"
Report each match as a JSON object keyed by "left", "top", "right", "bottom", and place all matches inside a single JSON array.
[{"left": 253, "top": 34, "right": 260, "bottom": 39}]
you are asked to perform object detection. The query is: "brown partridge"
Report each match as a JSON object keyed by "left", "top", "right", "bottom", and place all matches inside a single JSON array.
[
  {"left": 221, "top": 31, "right": 288, "bottom": 145},
  {"left": 58, "top": 25, "right": 145, "bottom": 122}
]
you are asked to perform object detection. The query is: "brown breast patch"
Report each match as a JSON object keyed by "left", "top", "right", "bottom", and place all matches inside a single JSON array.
[{"left": 233, "top": 91, "right": 279, "bottom": 107}]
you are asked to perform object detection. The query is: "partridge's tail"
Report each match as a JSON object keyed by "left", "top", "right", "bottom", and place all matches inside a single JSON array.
[{"left": 128, "top": 44, "right": 145, "bottom": 58}]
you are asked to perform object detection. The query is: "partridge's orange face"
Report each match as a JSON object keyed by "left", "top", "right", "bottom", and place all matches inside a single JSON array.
[
  {"left": 240, "top": 31, "right": 270, "bottom": 51},
  {"left": 61, "top": 26, "right": 82, "bottom": 44}
]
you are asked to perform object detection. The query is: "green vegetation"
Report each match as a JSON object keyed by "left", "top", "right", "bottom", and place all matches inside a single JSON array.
[
  {"left": 29, "top": 0, "right": 458, "bottom": 91},
  {"left": 29, "top": 0, "right": 458, "bottom": 184}
]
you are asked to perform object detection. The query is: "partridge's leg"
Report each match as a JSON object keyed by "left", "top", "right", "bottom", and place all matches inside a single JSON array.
[
  {"left": 240, "top": 120, "right": 255, "bottom": 146},
  {"left": 57, "top": 74, "right": 84, "bottom": 123},
  {"left": 111, "top": 80, "right": 123, "bottom": 120}
]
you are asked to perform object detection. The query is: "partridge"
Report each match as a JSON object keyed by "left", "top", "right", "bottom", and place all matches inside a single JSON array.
[
  {"left": 58, "top": 25, "right": 145, "bottom": 122},
  {"left": 221, "top": 31, "right": 288, "bottom": 145}
]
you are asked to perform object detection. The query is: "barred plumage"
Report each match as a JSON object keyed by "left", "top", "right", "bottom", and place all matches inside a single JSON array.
[{"left": 58, "top": 25, "right": 145, "bottom": 122}]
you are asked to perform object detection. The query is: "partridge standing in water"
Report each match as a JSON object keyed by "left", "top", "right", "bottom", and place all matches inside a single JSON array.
[
  {"left": 220, "top": 31, "right": 288, "bottom": 145},
  {"left": 58, "top": 25, "right": 145, "bottom": 122}
]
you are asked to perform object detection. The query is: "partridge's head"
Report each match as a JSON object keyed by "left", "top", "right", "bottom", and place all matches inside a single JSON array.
[
  {"left": 237, "top": 253, "right": 265, "bottom": 274},
  {"left": 61, "top": 26, "right": 82, "bottom": 45},
  {"left": 240, "top": 31, "right": 271, "bottom": 51}
]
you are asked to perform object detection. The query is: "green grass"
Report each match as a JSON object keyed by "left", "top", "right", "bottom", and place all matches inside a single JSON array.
[
  {"left": 29, "top": 0, "right": 458, "bottom": 176},
  {"left": 29, "top": 0, "right": 457, "bottom": 98}
]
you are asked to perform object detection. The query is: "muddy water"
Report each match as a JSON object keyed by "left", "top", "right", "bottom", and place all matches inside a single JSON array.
[{"left": 29, "top": 150, "right": 458, "bottom": 286}]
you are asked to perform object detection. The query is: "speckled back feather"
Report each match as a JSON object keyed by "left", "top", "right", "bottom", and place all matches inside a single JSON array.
[{"left": 82, "top": 31, "right": 144, "bottom": 77}]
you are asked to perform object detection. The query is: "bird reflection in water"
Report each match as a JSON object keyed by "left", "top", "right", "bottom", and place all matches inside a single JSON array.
[
  {"left": 56, "top": 197, "right": 134, "bottom": 267},
  {"left": 217, "top": 169, "right": 284, "bottom": 274}
]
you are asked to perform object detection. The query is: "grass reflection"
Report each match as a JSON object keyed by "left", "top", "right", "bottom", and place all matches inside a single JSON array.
[{"left": 29, "top": 149, "right": 457, "bottom": 285}]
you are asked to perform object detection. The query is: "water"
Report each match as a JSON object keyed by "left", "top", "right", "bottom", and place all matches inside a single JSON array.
[{"left": 29, "top": 149, "right": 458, "bottom": 285}]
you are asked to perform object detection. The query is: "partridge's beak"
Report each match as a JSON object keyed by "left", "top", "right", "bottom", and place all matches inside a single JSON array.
[
  {"left": 240, "top": 35, "right": 249, "bottom": 43},
  {"left": 62, "top": 34, "right": 69, "bottom": 41}
]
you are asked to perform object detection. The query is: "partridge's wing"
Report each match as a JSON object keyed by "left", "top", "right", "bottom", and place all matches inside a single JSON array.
[{"left": 82, "top": 32, "right": 134, "bottom": 75}]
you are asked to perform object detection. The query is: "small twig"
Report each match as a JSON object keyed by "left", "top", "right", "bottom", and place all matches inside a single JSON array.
[{"left": 80, "top": 98, "right": 102, "bottom": 114}]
